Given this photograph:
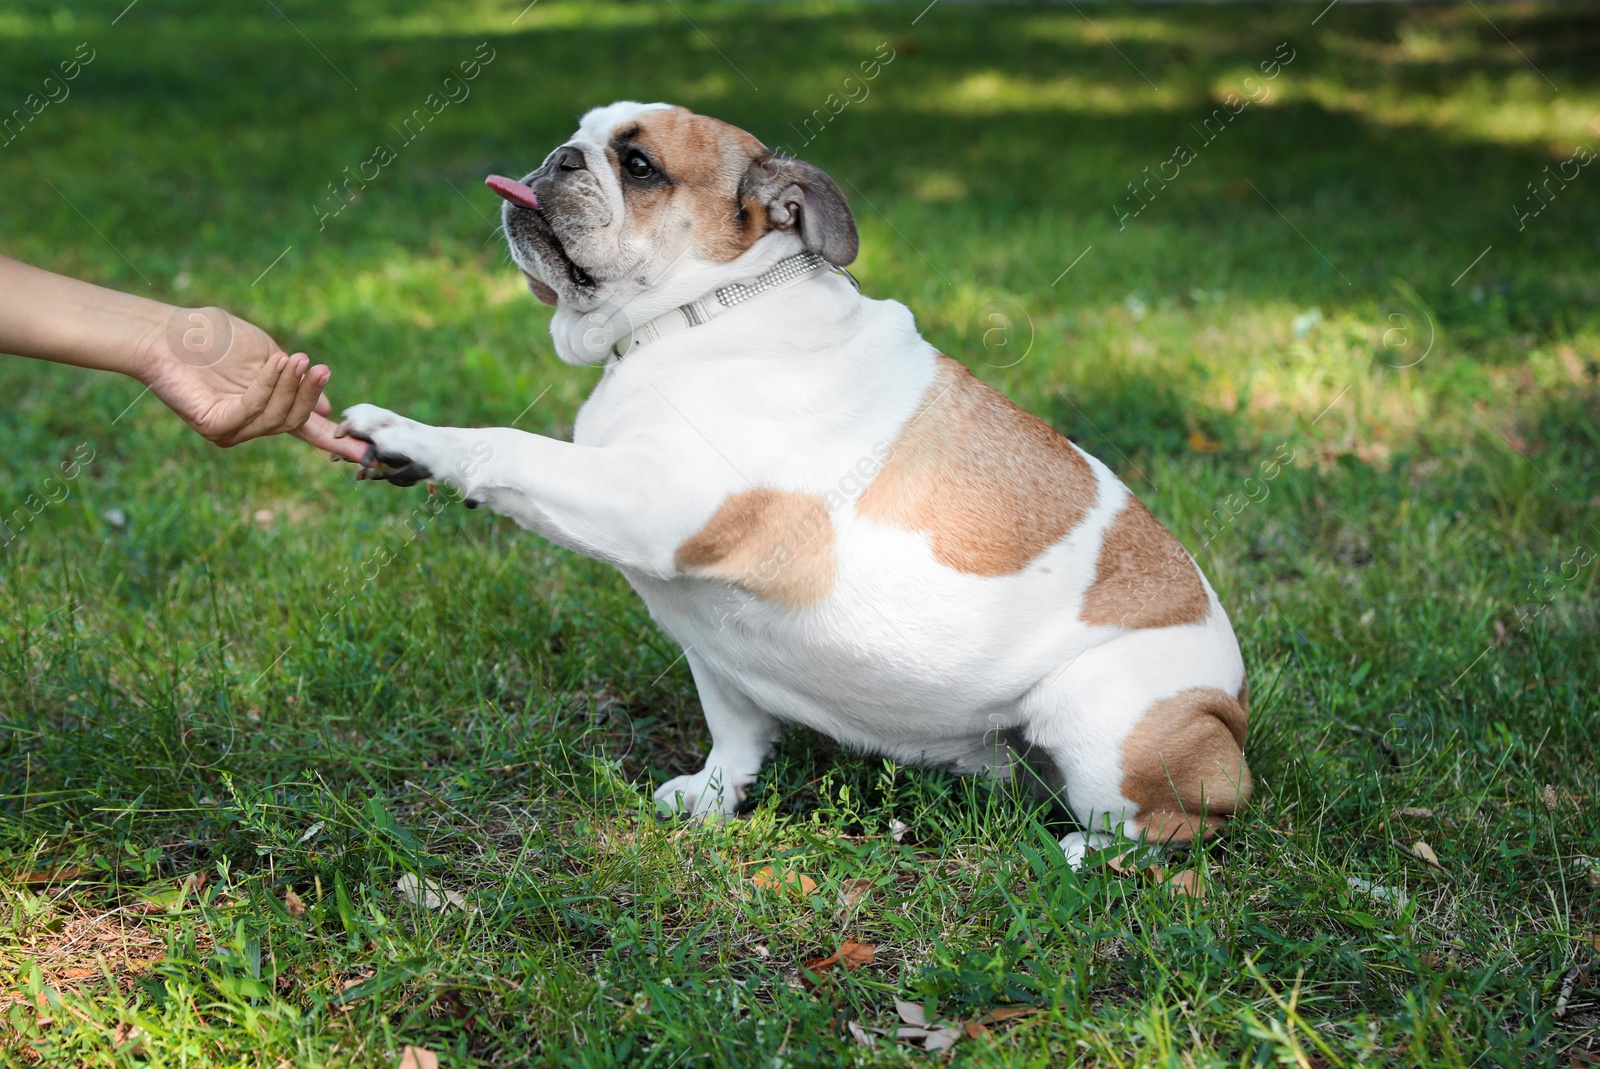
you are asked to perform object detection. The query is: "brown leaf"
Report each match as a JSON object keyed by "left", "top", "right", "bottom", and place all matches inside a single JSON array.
[
  {"left": 964, "top": 1020, "right": 990, "bottom": 1039},
  {"left": 839, "top": 940, "right": 875, "bottom": 968},
  {"left": 284, "top": 888, "right": 306, "bottom": 916},
  {"left": 976, "top": 1006, "right": 1037, "bottom": 1026},
  {"left": 112, "top": 1022, "right": 146, "bottom": 1055},
  {"left": 1397, "top": 807, "right": 1435, "bottom": 819},
  {"left": 180, "top": 872, "right": 207, "bottom": 893},
  {"left": 748, "top": 865, "right": 817, "bottom": 897},
  {"left": 11, "top": 865, "right": 86, "bottom": 884},
  {"left": 838, "top": 878, "right": 873, "bottom": 911},
  {"left": 1167, "top": 868, "right": 1207, "bottom": 901},
  {"left": 1542, "top": 784, "right": 1560, "bottom": 811},
  {"left": 1410, "top": 840, "right": 1445, "bottom": 870},
  {"left": 397, "top": 1046, "right": 438, "bottom": 1069},
  {"left": 433, "top": 989, "right": 474, "bottom": 1024},
  {"left": 1107, "top": 852, "right": 1165, "bottom": 883},
  {"left": 801, "top": 940, "right": 876, "bottom": 989}
]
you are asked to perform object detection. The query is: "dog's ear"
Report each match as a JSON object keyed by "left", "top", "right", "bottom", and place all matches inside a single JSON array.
[{"left": 741, "top": 153, "right": 858, "bottom": 267}]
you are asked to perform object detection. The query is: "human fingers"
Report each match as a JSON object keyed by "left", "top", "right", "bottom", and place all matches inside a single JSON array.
[
  {"left": 293, "top": 411, "right": 369, "bottom": 461},
  {"left": 276, "top": 357, "right": 328, "bottom": 434},
  {"left": 212, "top": 351, "right": 290, "bottom": 444},
  {"left": 251, "top": 352, "right": 311, "bottom": 437}
]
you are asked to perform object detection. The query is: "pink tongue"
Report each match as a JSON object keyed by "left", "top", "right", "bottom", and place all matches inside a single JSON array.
[{"left": 485, "top": 174, "right": 540, "bottom": 210}]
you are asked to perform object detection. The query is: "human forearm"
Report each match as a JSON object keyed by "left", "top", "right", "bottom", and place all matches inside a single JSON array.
[{"left": 0, "top": 255, "right": 172, "bottom": 381}]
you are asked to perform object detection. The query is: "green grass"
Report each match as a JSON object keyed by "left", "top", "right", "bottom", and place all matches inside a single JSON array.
[{"left": 2, "top": 1, "right": 1598, "bottom": 1065}]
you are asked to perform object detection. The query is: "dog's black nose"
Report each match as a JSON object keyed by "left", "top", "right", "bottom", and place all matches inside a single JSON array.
[{"left": 556, "top": 146, "right": 586, "bottom": 172}]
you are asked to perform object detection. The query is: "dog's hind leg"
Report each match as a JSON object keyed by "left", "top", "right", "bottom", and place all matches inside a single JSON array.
[
  {"left": 654, "top": 651, "right": 779, "bottom": 819},
  {"left": 1022, "top": 640, "right": 1250, "bottom": 868}
]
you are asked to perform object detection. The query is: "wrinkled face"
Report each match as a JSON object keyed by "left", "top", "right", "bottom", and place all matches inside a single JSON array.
[{"left": 491, "top": 101, "right": 857, "bottom": 316}]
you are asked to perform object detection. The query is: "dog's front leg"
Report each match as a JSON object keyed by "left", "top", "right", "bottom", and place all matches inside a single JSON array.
[
  {"left": 654, "top": 650, "right": 778, "bottom": 819},
  {"left": 338, "top": 404, "right": 695, "bottom": 575}
]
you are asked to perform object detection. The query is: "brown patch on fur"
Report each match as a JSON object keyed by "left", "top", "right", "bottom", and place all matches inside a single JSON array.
[
  {"left": 1080, "top": 498, "right": 1209, "bottom": 629},
  {"left": 857, "top": 357, "right": 1098, "bottom": 575},
  {"left": 615, "top": 107, "right": 771, "bottom": 262},
  {"left": 675, "top": 489, "right": 836, "bottom": 608},
  {"left": 1120, "top": 687, "right": 1251, "bottom": 845}
]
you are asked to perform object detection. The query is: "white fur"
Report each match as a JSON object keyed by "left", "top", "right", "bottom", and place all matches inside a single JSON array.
[{"left": 342, "top": 104, "right": 1246, "bottom": 866}]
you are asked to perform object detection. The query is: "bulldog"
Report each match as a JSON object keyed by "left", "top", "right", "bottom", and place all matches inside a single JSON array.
[{"left": 338, "top": 101, "right": 1251, "bottom": 865}]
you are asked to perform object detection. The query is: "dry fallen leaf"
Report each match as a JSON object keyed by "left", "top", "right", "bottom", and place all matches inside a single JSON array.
[
  {"left": 846, "top": 1019, "right": 876, "bottom": 1048},
  {"left": 1410, "top": 840, "right": 1444, "bottom": 870},
  {"left": 1347, "top": 875, "right": 1408, "bottom": 908},
  {"left": 801, "top": 940, "right": 876, "bottom": 989},
  {"left": 1167, "top": 868, "right": 1206, "bottom": 901},
  {"left": 1398, "top": 807, "right": 1435, "bottom": 819},
  {"left": 1107, "top": 852, "right": 1168, "bottom": 884},
  {"left": 397, "top": 1045, "right": 438, "bottom": 1069},
  {"left": 749, "top": 865, "right": 817, "bottom": 898},
  {"left": 395, "top": 873, "right": 472, "bottom": 912},
  {"left": 894, "top": 999, "right": 928, "bottom": 1027},
  {"left": 976, "top": 1006, "right": 1036, "bottom": 1026},
  {"left": 964, "top": 1020, "right": 990, "bottom": 1040},
  {"left": 896, "top": 1022, "right": 962, "bottom": 1052},
  {"left": 1542, "top": 784, "right": 1560, "bottom": 811},
  {"left": 839, "top": 940, "right": 874, "bottom": 968},
  {"left": 112, "top": 1022, "right": 146, "bottom": 1055},
  {"left": 838, "top": 878, "right": 873, "bottom": 911},
  {"left": 12, "top": 865, "right": 86, "bottom": 884},
  {"left": 284, "top": 888, "right": 306, "bottom": 917},
  {"left": 1188, "top": 428, "right": 1222, "bottom": 453}
]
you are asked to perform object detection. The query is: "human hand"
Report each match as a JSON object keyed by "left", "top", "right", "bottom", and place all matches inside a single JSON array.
[{"left": 136, "top": 307, "right": 367, "bottom": 460}]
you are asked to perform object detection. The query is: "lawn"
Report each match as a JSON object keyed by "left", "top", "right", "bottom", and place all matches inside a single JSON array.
[{"left": 2, "top": 1, "right": 1598, "bottom": 1065}]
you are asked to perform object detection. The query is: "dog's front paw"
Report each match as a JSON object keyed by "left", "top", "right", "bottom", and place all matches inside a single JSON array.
[
  {"left": 654, "top": 769, "right": 745, "bottom": 820},
  {"left": 337, "top": 404, "right": 433, "bottom": 487}
]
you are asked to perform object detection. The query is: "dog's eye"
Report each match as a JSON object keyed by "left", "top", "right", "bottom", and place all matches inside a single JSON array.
[{"left": 624, "top": 152, "right": 655, "bottom": 180}]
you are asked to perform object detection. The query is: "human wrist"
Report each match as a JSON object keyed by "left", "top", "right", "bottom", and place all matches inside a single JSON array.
[
  {"left": 128, "top": 298, "right": 180, "bottom": 386},
  {"left": 133, "top": 303, "right": 238, "bottom": 386}
]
